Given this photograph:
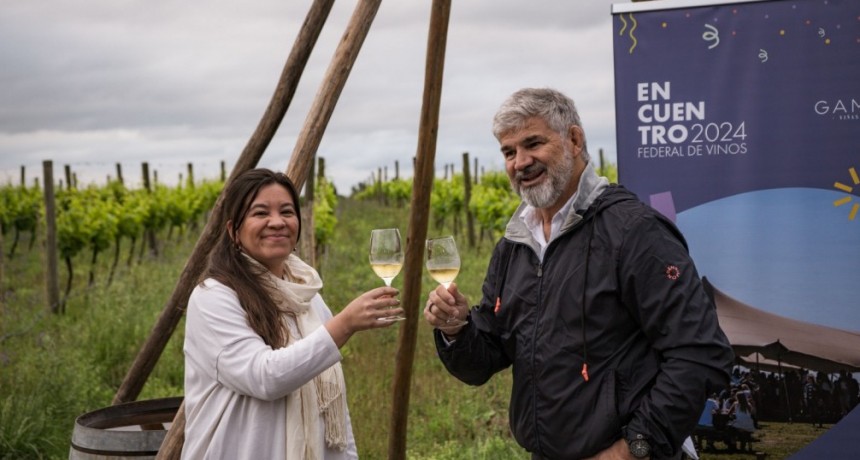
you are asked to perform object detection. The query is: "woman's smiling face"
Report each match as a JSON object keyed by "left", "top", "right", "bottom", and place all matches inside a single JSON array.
[{"left": 232, "top": 183, "right": 299, "bottom": 277}]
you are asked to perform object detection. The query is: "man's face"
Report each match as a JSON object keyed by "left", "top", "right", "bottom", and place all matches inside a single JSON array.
[{"left": 499, "top": 116, "right": 576, "bottom": 209}]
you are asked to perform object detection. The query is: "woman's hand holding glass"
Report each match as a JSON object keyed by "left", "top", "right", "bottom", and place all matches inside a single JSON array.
[
  {"left": 369, "top": 228, "right": 405, "bottom": 321},
  {"left": 326, "top": 286, "right": 403, "bottom": 348}
]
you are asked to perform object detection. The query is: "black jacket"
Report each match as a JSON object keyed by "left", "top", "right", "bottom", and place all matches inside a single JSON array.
[{"left": 435, "top": 183, "right": 733, "bottom": 459}]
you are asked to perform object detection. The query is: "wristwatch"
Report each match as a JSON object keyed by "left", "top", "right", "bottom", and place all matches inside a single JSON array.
[{"left": 624, "top": 428, "right": 651, "bottom": 459}]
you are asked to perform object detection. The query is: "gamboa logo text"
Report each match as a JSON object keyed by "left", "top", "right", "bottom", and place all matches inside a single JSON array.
[{"left": 814, "top": 98, "right": 859, "bottom": 121}]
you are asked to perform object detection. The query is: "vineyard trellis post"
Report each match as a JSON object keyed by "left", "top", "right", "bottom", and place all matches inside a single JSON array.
[
  {"left": 388, "top": 0, "right": 451, "bottom": 458},
  {"left": 186, "top": 162, "right": 194, "bottom": 188},
  {"left": 376, "top": 167, "right": 384, "bottom": 203},
  {"left": 461, "top": 151, "right": 475, "bottom": 248},
  {"left": 141, "top": 162, "right": 159, "bottom": 257},
  {"left": 42, "top": 160, "right": 60, "bottom": 314},
  {"left": 0, "top": 223, "right": 4, "bottom": 307},
  {"left": 300, "top": 155, "right": 317, "bottom": 269},
  {"left": 64, "top": 164, "right": 72, "bottom": 191}
]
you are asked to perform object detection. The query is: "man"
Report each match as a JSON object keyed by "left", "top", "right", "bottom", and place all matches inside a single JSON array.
[{"left": 424, "top": 88, "right": 733, "bottom": 459}]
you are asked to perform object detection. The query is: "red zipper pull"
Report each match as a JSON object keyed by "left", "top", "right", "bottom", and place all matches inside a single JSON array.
[
  {"left": 494, "top": 297, "right": 501, "bottom": 314},
  {"left": 581, "top": 363, "right": 589, "bottom": 382}
]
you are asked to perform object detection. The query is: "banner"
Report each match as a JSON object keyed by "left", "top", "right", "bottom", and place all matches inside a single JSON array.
[{"left": 612, "top": 0, "right": 860, "bottom": 331}]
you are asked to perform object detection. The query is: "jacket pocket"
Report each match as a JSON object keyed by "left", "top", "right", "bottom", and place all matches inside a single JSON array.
[{"left": 535, "top": 367, "right": 624, "bottom": 458}]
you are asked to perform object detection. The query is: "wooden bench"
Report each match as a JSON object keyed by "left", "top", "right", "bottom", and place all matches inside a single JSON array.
[
  {"left": 693, "top": 413, "right": 736, "bottom": 451},
  {"left": 694, "top": 413, "right": 761, "bottom": 453}
]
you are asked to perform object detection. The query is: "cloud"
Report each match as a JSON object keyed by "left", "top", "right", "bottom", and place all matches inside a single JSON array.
[{"left": 0, "top": 0, "right": 620, "bottom": 191}]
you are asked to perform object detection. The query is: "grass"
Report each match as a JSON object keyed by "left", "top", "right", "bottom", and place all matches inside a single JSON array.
[
  {"left": 0, "top": 198, "right": 835, "bottom": 459},
  {"left": 697, "top": 420, "right": 828, "bottom": 460}
]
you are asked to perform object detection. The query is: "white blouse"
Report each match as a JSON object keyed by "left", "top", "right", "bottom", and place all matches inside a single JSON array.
[{"left": 182, "top": 279, "right": 358, "bottom": 459}]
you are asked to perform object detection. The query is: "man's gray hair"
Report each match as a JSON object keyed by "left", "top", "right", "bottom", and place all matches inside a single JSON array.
[{"left": 492, "top": 88, "right": 590, "bottom": 163}]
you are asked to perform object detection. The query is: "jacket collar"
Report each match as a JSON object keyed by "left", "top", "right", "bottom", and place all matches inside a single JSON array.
[{"left": 505, "top": 161, "right": 610, "bottom": 249}]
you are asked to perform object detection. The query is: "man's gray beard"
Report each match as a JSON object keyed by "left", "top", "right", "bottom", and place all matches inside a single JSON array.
[{"left": 514, "top": 150, "right": 575, "bottom": 209}]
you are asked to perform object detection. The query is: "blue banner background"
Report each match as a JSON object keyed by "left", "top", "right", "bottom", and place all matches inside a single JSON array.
[{"left": 613, "top": 0, "right": 860, "bottom": 332}]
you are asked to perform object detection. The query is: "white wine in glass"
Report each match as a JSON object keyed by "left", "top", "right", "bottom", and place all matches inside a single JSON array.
[
  {"left": 369, "top": 228, "right": 405, "bottom": 321},
  {"left": 426, "top": 236, "right": 467, "bottom": 327}
]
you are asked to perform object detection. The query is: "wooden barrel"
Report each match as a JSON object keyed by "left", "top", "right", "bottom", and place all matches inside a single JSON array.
[{"left": 69, "top": 397, "right": 183, "bottom": 459}]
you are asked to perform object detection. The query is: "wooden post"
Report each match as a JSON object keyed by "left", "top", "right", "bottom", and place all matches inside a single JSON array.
[
  {"left": 42, "top": 161, "right": 60, "bottom": 314},
  {"left": 599, "top": 147, "right": 605, "bottom": 176},
  {"left": 376, "top": 168, "right": 385, "bottom": 203},
  {"left": 141, "top": 162, "right": 159, "bottom": 257},
  {"left": 286, "top": 0, "right": 383, "bottom": 191},
  {"left": 395, "top": 160, "right": 400, "bottom": 180},
  {"left": 473, "top": 157, "right": 478, "bottom": 184},
  {"left": 149, "top": 2, "right": 337, "bottom": 458},
  {"left": 155, "top": 400, "right": 186, "bottom": 459},
  {"left": 19, "top": 166, "right": 25, "bottom": 187},
  {"left": 64, "top": 164, "right": 72, "bottom": 190},
  {"left": 186, "top": 162, "right": 194, "bottom": 188},
  {"left": 300, "top": 157, "right": 317, "bottom": 268},
  {"left": 388, "top": 0, "right": 451, "bottom": 458},
  {"left": 220, "top": 161, "right": 226, "bottom": 182},
  {"left": 462, "top": 152, "right": 475, "bottom": 248},
  {"left": 116, "top": 163, "right": 124, "bottom": 185},
  {"left": 0, "top": 224, "right": 3, "bottom": 308}
]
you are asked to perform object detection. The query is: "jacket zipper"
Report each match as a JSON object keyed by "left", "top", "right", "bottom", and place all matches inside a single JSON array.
[{"left": 532, "top": 260, "right": 543, "bottom": 453}]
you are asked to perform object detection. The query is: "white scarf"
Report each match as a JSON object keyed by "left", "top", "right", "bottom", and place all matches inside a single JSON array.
[{"left": 244, "top": 253, "right": 348, "bottom": 459}]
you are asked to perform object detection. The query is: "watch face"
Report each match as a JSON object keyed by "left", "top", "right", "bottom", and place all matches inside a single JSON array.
[{"left": 629, "top": 438, "right": 650, "bottom": 458}]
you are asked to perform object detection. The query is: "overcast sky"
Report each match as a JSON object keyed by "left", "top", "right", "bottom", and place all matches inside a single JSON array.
[{"left": 0, "top": 0, "right": 623, "bottom": 193}]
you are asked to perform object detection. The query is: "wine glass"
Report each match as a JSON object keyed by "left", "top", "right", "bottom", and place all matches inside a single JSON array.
[
  {"left": 425, "top": 236, "right": 467, "bottom": 327},
  {"left": 369, "top": 228, "right": 405, "bottom": 321}
]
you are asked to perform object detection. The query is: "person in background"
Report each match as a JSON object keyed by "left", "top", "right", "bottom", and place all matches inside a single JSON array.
[
  {"left": 424, "top": 88, "right": 734, "bottom": 459},
  {"left": 836, "top": 370, "right": 854, "bottom": 417},
  {"left": 727, "top": 393, "right": 756, "bottom": 452},
  {"left": 738, "top": 383, "right": 758, "bottom": 428},
  {"left": 694, "top": 394, "right": 720, "bottom": 451},
  {"left": 803, "top": 374, "right": 822, "bottom": 428},
  {"left": 182, "top": 168, "right": 403, "bottom": 459}
]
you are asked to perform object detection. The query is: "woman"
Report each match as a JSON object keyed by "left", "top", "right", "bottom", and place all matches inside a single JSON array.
[
  {"left": 728, "top": 392, "right": 756, "bottom": 452},
  {"left": 182, "top": 169, "right": 403, "bottom": 459}
]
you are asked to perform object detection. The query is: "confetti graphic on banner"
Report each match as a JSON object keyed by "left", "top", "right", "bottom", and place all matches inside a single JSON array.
[
  {"left": 618, "top": 13, "right": 639, "bottom": 54},
  {"left": 703, "top": 24, "right": 720, "bottom": 48},
  {"left": 833, "top": 166, "right": 860, "bottom": 221}
]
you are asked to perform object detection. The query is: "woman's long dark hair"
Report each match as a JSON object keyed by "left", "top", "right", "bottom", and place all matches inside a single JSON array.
[
  {"left": 737, "top": 393, "right": 752, "bottom": 414},
  {"left": 205, "top": 168, "right": 302, "bottom": 348}
]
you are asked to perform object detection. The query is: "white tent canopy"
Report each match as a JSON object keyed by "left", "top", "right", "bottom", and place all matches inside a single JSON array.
[
  {"left": 704, "top": 278, "right": 860, "bottom": 373},
  {"left": 738, "top": 352, "right": 801, "bottom": 374}
]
